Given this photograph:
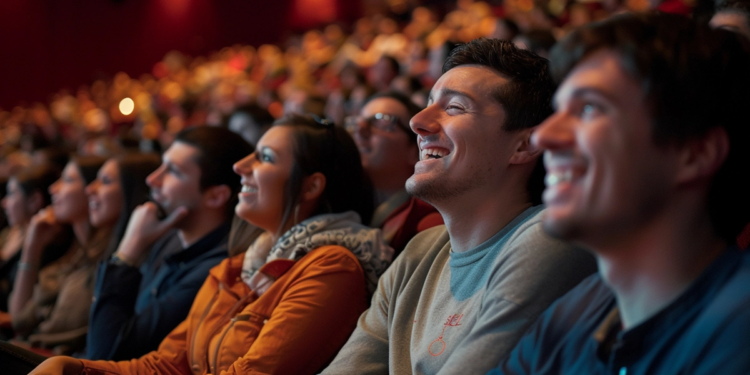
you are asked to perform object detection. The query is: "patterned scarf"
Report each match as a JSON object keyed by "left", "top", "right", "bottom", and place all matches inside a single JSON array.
[{"left": 241, "top": 211, "right": 393, "bottom": 294}]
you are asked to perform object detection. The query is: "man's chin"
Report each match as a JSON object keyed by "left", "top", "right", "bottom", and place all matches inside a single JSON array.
[
  {"left": 541, "top": 214, "right": 581, "bottom": 242},
  {"left": 406, "top": 174, "right": 445, "bottom": 204}
]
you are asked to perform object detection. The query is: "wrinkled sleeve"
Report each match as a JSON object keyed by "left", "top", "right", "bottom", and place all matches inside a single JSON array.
[
  {"left": 88, "top": 257, "right": 221, "bottom": 361},
  {"left": 79, "top": 319, "right": 193, "bottom": 375},
  {"left": 86, "top": 261, "right": 142, "bottom": 359}
]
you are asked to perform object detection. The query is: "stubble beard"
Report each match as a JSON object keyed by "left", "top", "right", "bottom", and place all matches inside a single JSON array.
[{"left": 405, "top": 167, "right": 486, "bottom": 207}]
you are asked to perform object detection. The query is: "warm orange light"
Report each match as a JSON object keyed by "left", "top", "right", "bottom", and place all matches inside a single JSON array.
[{"left": 119, "top": 97, "right": 135, "bottom": 115}]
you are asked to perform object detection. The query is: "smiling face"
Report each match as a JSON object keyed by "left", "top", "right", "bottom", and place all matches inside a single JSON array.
[
  {"left": 405, "top": 65, "right": 517, "bottom": 205},
  {"left": 534, "top": 50, "right": 678, "bottom": 247},
  {"left": 86, "top": 159, "right": 123, "bottom": 228},
  {"left": 146, "top": 142, "right": 204, "bottom": 225},
  {"left": 233, "top": 126, "right": 294, "bottom": 233},
  {"left": 49, "top": 162, "right": 90, "bottom": 223},
  {"left": 2, "top": 178, "right": 32, "bottom": 227},
  {"left": 350, "top": 97, "right": 418, "bottom": 189}
]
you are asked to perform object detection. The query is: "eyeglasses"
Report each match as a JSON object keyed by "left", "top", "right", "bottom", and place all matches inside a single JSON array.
[{"left": 344, "top": 113, "right": 409, "bottom": 134}]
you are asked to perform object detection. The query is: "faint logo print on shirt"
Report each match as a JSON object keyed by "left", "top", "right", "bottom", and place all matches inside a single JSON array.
[{"left": 428, "top": 314, "right": 463, "bottom": 356}]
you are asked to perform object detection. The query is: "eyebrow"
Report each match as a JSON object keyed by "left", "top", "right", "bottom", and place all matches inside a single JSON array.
[
  {"left": 163, "top": 158, "right": 184, "bottom": 173},
  {"left": 428, "top": 87, "right": 478, "bottom": 104},
  {"left": 554, "top": 86, "right": 618, "bottom": 109}
]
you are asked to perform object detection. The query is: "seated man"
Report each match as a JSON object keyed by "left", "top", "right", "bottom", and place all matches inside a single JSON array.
[
  {"left": 86, "top": 127, "right": 254, "bottom": 360},
  {"left": 491, "top": 13, "right": 750, "bottom": 374},
  {"left": 346, "top": 92, "right": 443, "bottom": 255},
  {"left": 323, "top": 39, "right": 597, "bottom": 375}
]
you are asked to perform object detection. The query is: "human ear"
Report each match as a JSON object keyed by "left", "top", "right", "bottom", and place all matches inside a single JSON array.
[
  {"left": 675, "top": 127, "right": 730, "bottom": 185},
  {"left": 301, "top": 172, "right": 327, "bottom": 203},
  {"left": 509, "top": 128, "right": 543, "bottom": 165},
  {"left": 203, "top": 184, "right": 232, "bottom": 209}
]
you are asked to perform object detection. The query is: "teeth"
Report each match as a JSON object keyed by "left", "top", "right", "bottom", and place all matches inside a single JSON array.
[
  {"left": 421, "top": 148, "right": 448, "bottom": 160},
  {"left": 241, "top": 185, "right": 258, "bottom": 193},
  {"left": 545, "top": 170, "right": 573, "bottom": 187}
]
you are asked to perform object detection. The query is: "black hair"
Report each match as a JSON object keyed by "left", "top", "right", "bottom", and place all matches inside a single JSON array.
[
  {"left": 34, "top": 147, "right": 70, "bottom": 172},
  {"left": 716, "top": 0, "right": 750, "bottom": 16},
  {"left": 104, "top": 152, "right": 161, "bottom": 257},
  {"left": 517, "top": 29, "right": 557, "bottom": 57},
  {"left": 174, "top": 126, "right": 255, "bottom": 219},
  {"left": 273, "top": 114, "right": 374, "bottom": 228},
  {"left": 549, "top": 12, "right": 750, "bottom": 242},
  {"left": 443, "top": 38, "right": 557, "bottom": 205},
  {"left": 715, "top": 0, "right": 750, "bottom": 33},
  {"left": 72, "top": 155, "right": 107, "bottom": 185},
  {"left": 363, "top": 91, "right": 422, "bottom": 147},
  {"left": 14, "top": 163, "right": 61, "bottom": 207},
  {"left": 378, "top": 55, "right": 401, "bottom": 75},
  {"left": 232, "top": 104, "right": 275, "bottom": 129}
]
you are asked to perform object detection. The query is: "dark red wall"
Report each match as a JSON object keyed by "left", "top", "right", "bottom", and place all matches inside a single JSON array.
[{"left": 0, "top": 0, "right": 358, "bottom": 109}]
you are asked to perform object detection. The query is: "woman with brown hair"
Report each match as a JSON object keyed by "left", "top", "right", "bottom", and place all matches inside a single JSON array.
[
  {"left": 8, "top": 156, "right": 108, "bottom": 351},
  {"left": 30, "top": 115, "right": 393, "bottom": 375}
]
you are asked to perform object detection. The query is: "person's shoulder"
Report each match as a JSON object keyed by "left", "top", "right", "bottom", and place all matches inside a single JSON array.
[
  {"left": 702, "top": 251, "right": 750, "bottom": 326},
  {"left": 305, "top": 245, "right": 361, "bottom": 265},
  {"left": 532, "top": 273, "right": 614, "bottom": 338},
  {"left": 208, "top": 252, "right": 245, "bottom": 281},
  {"left": 399, "top": 225, "right": 449, "bottom": 261},
  {"left": 380, "top": 225, "right": 449, "bottom": 283}
]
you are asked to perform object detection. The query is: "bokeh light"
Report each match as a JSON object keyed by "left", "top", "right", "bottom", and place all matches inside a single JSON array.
[{"left": 119, "top": 97, "right": 135, "bottom": 115}]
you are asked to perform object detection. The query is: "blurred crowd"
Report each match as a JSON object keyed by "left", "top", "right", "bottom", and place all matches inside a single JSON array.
[{"left": 0, "top": 0, "right": 671, "bottom": 183}]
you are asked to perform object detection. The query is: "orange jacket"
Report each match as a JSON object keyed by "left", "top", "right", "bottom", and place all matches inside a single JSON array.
[{"left": 79, "top": 245, "right": 368, "bottom": 375}]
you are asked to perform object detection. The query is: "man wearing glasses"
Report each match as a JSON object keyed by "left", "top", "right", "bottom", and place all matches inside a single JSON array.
[
  {"left": 324, "top": 39, "right": 596, "bottom": 375},
  {"left": 345, "top": 92, "right": 443, "bottom": 256}
]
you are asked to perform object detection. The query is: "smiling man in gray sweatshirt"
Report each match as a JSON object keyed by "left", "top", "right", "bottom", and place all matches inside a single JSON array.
[{"left": 322, "top": 38, "right": 597, "bottom": 375}]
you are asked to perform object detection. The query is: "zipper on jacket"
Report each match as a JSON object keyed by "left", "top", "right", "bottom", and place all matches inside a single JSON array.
[
  {"left": 212, "top": 317, "right": 238, "bottom": 375},
  {"left": 206, "top": 292, "right": 257, "bottom": 374},
  {"left": 190, "top": 286, "right": 220, "bottom": 373}
]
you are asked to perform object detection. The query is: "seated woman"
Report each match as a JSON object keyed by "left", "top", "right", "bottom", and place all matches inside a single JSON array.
[
  {"left": 8, "top": 156, "right": 108, "bottom": 350},
  {"left": 30, "top": 114, "right": 393, "bottom": 375},
  {"left": 85, "top": 152, "right": 160, "bottom": 259},
  {"left": 1, "top": 163, "right": 69, "bottom": 313}
]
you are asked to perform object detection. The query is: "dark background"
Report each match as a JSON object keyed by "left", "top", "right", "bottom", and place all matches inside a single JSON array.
[{"left": 0, "top": 0, "right": 361, "bottom": 109}]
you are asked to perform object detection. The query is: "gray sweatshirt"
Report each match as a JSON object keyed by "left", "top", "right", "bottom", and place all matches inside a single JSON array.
[{"left": 322, "top": 206, "right": 597, "bottom": 375}]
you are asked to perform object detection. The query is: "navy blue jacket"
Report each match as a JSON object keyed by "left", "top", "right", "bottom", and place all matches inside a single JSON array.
[
  {"left": 489, "top": 248, "right": 750, "bottom": 375},
  {"left": 86, "top": 223, "right": 230, "bottom": 360}
]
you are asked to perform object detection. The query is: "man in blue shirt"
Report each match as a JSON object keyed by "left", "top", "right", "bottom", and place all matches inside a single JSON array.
[
  {"left": 489, "top": 12, "right": 750, "bottom": 375},
  {"left": 86, "top": 127, "right": 254, "bottom": 360}
]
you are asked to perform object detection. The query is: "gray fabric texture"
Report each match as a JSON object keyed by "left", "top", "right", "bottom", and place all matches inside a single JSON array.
[{"left": 322, "top": 207, "right": 597, "bottom": 375}]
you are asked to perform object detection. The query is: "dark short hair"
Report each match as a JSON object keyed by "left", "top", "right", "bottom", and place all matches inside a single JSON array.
[
  {"left": 378, "top": 55, "right": 401, "bottom": 74},
  {"left": 443, "top": 38, "right": 557, "bottom": 205},
  {"left": 363, "top": 91, "right": 422, "bottom": 146},
  {"left": 517, "top": 29, "right": 557, "bottom": 56},
  {"left": 273, "top": 114, "right": 374, "bottom": 227},
  {"left": 549, "top": 12, "right": 750, "bottom": 242},
  {"left": 174, "top": 126, "right": 255, "bottom": 218},
  {"left": 14, "top": 163, "right": 61, "bottom": 207},
  {"left": 72, "top": 155, "right": 107, "bottom": 185},
  {"left": 716, "top": 0, "right": 750, "bottom": 19}
]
